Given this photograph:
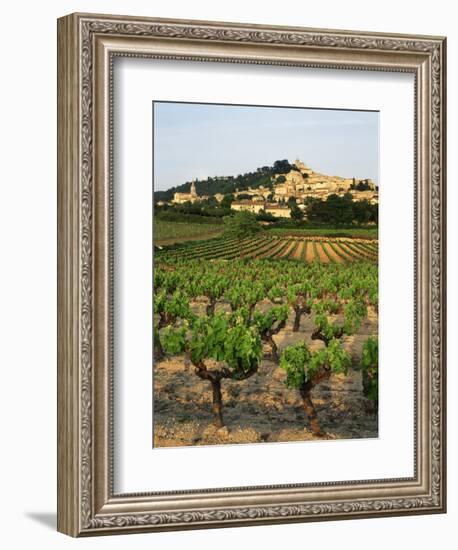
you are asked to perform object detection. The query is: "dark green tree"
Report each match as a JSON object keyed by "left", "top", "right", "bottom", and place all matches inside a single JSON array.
[
  {"left": 290, "top": 203, "right": 304, "bottom": 221},
  {"left": 223, "top": 211, "right": 262, "bottom": 239},
  {"left": 273, "top": 159, "right": 292, "bottom": 174},
  {"left": 220, "top": 193, "right": 234, "bottom": 209}
]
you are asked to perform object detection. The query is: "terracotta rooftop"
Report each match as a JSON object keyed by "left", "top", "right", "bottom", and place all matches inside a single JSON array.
[
  {"left": 265, "top": 204, "right": 290, "bottom": 210},
  {"left": 232, "top": 200, "right": 262, "bottom": 205}
]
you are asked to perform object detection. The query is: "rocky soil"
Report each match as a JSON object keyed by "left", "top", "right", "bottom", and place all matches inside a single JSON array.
[{"left": 153, "top": 304, "right": 378, "bottom": 448}]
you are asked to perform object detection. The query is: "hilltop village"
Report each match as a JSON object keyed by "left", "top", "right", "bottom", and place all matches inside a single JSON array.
[{"left": 159, "top": 159, "right": 378, "bottom": 219}]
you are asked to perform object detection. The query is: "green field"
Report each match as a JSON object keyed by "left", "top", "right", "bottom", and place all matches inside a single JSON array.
[{"left": 154, "top": 220, "right": 223, "bottom": 246}]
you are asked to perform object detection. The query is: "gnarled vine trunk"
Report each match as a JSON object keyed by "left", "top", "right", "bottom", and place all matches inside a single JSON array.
[
  {"left": 311, "top": 327, "right": 344, "bottom": 346},
  {"left": 267, "top": 335, "right": 279, "bottom": 362},
  {"left": 299, "top": 383, "right": 323, "bottom": 436},
  {"left": 193, "top": 361, "right": 226, "bottom": 428},
  {"left": 154, "top": 339, "right": 164, "bottom": 361},
  {"left": 158, "top": 313, "right": 172, "bottom": 330},
  {"left": 298, "top": 368, "right": 332, "bottom": 436},
  {"left": 293, "top": 307, "right": 302, "bottom": 332},
  {"left": 293, "top": 304, "right": 310, "bottom": 332},
  {"left": 210, "top": 379, "right": 224, "bottom": 428},
  {"left": 154, "top": 327, "right": 164, "bottom": 361},
  {"left": 206, "top": 297, "right": 216, "bottom": 317},
  {"left": 263, "top": 319, "right": 286, "bottom": 361}
]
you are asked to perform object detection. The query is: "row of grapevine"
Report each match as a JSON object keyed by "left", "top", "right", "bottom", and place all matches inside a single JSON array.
[
  {"left": 154, "top": 257, "right": 378, "bottom": 435},
  {"left": 156, "top": 235, "right": 378, "bottom": 264}
]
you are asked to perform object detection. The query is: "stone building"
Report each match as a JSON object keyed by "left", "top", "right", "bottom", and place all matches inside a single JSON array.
[
  {"left": 231, "top": 200, "right": 291, "bottom": 218},
  {"left": 172, "top": 180, "right": 208, "bottom": 204},
  {"left": 350, "top": 189, "right": 379, "bottom": 204},
  {"left": 264, "top": 204, "right": 291, "bottom": 218},
  {"left": 231, "top": 200, "right": 265, "bottom": 214},
  {"left": 233, "top": 186, "right": 271, "bottom": 200},
  {"left": 272, "top": 159, "right": 376, "bottom": 203}
]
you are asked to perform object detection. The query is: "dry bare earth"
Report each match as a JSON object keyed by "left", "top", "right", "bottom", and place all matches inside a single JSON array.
[{"left": 153, "top": 302, "right": 378, "bottom": 448}]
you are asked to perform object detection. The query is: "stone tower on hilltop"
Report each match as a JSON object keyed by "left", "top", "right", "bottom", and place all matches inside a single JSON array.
[
  {"left": 172, "top": 179, "right": 207, "bottom": 204},
  {"left": 271, "top": 158, "right": 377, "bottom": 204}
]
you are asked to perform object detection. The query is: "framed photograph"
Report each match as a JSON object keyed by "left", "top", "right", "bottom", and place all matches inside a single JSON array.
[{"left": 57, "top": 13, "right": 446, "bottom": 536}]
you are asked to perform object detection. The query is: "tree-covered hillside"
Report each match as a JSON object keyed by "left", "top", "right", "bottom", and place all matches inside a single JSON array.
[{"left": 154, "top": 162, "right": 295, "bottom": 202}]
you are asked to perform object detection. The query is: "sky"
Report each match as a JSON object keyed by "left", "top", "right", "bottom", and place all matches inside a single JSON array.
[{"left": 153, "top": 102, "right": 379, "bottom": 191}]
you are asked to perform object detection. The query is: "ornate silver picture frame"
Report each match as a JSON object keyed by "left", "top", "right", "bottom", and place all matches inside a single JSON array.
[{"left": 57, "top": 12, "right": 446, "bottom": 536}]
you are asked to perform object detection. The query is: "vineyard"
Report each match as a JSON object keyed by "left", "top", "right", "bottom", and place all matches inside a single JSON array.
[
  {"left": 156, "top": 234, "right": 378, "bottom": 263},
  {"left": 267, "top": 226, "right": 378, "bottom": 240},
  {"left": 153, "top": 249, "right": 379, "bottom": 447}
]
